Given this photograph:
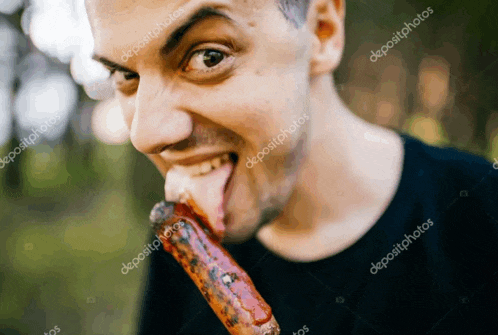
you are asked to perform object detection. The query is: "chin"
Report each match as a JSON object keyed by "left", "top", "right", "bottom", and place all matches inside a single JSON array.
[
  {"left": 223, "top": 206, "right": 282, "bottom": 244},
  {"left": 222, "top": 217, "right": 259, "bottom": 243}
]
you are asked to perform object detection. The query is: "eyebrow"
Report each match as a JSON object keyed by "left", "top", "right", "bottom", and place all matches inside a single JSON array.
[
  {"left": 92, "top": 6, "right": 232, "bottom": 73},
  {"left": 162, "top": 6, "right": 232, "bottom": 56},
  {"left": 92, "top": 55, "right": 136, "bottom": 73}
]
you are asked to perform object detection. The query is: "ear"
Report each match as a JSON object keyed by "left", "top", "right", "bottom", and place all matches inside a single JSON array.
[{"left": 307, "top": 0, "right": 345, "bottom": 76}]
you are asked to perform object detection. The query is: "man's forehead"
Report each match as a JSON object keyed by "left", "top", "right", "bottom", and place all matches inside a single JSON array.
[
  {"left": 86, "top": 0, "right": 272, "bottom": 48},
  {"left": 86, "top": 0, "right": 280, "bottom": 61},
  {"left": 87, "top": 0, "right": 172, "bottom": 15},
  {"left": 86, "top": 0, "right": 269, "bottom": 19}
]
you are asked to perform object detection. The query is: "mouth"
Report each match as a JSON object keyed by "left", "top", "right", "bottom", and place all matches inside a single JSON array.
[
  {"left": 165, "top": 151, "right": 239, "bottom": 239},
  {"left": 171, "top": 153, "right": 234, "bottom": 177}
]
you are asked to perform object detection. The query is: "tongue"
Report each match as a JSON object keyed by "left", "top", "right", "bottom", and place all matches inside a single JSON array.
[{"left": 165, "top": 162, "right": 233, "bottom": 239}]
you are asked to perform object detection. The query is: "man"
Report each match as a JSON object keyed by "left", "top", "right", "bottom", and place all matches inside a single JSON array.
[{"left": 86, "top": 0, "right": 498, "bottom": 334}]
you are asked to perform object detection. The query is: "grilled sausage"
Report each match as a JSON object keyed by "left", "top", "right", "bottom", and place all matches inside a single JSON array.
[{"left": 150, "top": 201, "right": 281, "bottom": 335}]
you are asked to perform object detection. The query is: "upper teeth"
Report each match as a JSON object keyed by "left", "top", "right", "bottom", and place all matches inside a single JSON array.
[{"left": 174, "top": 153, "right": 230, "bottom": 177}]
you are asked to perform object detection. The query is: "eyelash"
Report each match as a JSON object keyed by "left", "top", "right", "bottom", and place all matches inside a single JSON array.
[
  {"left": 109, "top": 69, "right": 139, "bottom": 81},
  {"left": 183, "top": 48, "right": 231, "bottom": 72}
]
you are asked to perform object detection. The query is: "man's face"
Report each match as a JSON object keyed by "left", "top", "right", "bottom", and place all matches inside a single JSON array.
[{"left": 87, "top": 0, "right": 314, "bottom": 242}]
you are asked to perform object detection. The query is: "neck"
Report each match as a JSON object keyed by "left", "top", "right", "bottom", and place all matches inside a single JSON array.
[{"left": 257, "top": 74, "right": 404, "bottom": 261}]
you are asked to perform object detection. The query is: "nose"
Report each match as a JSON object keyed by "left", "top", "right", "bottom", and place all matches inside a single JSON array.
[{"left": 130, "top": 74, "right": 192, "bottom": 154}]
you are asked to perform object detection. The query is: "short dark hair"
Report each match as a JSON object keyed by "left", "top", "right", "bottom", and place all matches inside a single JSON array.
[{"left": 277, "top": 0, "right": 310, "bottom": 28}]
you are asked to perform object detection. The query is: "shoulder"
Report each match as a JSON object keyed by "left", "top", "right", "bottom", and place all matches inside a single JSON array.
[
  {"left": 399, "top": 133, "right": 498, "bottom": 228},
  {"left": 400, "top": 133, "right": 498, "bottom": 188}
]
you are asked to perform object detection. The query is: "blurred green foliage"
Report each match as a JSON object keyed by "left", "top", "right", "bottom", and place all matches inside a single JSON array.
[{"left": 0, "top": 135, "right": 164, "bottom": 335}]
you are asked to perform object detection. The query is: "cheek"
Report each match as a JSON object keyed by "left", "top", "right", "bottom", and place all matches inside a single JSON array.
[{"left": 188, "top": 71, "right": 307, "bottom": 148}]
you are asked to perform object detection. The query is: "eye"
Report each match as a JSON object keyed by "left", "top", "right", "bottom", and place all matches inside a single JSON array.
[
  {"left": 110, "top": 70, "right": 139, "bottom": 95},
  {"left": 183, "top": 49, "right": 233, "bottom": 74},
  {"left": 110, "top": 69, "right": 139, "bottom": 81},
  {"left": 123, "top": 72, "right": 139, "bottom": 80}
]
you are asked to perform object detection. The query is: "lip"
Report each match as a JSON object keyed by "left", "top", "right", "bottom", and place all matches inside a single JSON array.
[
  {"left": 222, "top": 153, "right": 239, "bottom": 227},
  {"left": 164, "top": 150, "right": 232, "bottom": 167}
]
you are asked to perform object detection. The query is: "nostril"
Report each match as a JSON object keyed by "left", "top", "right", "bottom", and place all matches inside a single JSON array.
[
  {"left": 156, "top": 144, "right": 175, "bottom": 154},
  {"left": 172, "top": 138, "right": 193, "bottom": 151}
]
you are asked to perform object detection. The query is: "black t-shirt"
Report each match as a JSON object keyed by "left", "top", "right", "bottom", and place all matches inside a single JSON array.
[{"left": 137, "top": 133, "right": 498, "bottom": 335}]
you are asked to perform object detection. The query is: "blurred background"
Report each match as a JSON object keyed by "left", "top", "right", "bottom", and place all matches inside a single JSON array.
[{"left": 0, "top": 0, "right": 497, "bottom": 334}]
